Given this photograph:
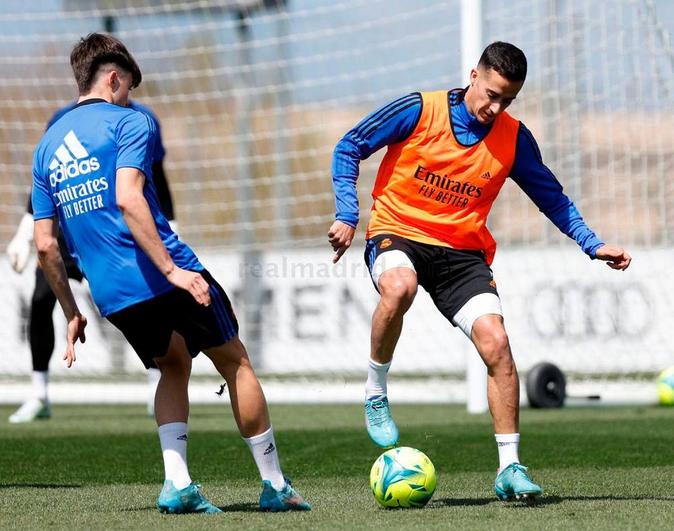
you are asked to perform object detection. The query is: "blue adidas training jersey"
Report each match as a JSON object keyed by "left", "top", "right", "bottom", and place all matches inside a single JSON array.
[
  {"left": 47, "top": 100, "right": 166, "bottom": 163},
  {"left": 32, "top": 99, "right": 202, "bottom": 316}
]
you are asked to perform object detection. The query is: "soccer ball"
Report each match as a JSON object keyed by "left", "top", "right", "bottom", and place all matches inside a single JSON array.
[
  {"left": 657, "top": 367, "right": 674, "bottom": 406},
  {"left": 370, "top": 447, "right": 436, "bottom": 508}
]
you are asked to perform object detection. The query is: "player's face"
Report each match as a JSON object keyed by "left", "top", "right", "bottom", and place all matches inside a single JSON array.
[{"left": 466, "top": 67, "right": 523, "bottom": 124}]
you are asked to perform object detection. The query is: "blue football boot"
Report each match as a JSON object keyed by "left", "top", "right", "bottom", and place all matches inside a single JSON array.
[
  {"left": 156, "top": 480, "right": 222, "bottom": 514},
  {"left": 494, "top": 463, "right": 543, "bottom": 501},
  {"left": 259, "top": 478, "right": 311, "bottom": 512},
  {"left": 364, "top": 395, "right": 399, "bottom": 448}
]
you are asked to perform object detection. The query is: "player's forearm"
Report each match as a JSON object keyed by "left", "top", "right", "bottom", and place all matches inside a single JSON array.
[
  {"left": 521, "top": 183, "right": 604, "bottom": 257},
  {"left": 35, "top": 236, "right": 80, "bottom": 320},
  {"left": 332, "top": 139, "right": 361, "bottom": 227},
  {"left": 548, "top": 202, "right": 604, "bottom": 257},
  {"left": 118, "top": 190, "right": 175, "bottom": 276},
  {"left": 511, "top": 124, "right": 604, "bottom": 258},
  {"left": 332, "top": 176, "right": 359, "bottom": 227},
  {"left": 13, "top": 212, "right": 34, "bottom": 242}
]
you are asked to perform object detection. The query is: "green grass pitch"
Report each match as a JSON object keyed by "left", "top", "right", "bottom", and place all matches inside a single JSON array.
[{"left": 1, "top": 403, "right": 673, "bottom": 529}]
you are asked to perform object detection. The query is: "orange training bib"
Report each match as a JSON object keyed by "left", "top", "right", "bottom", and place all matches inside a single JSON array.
[{"left": 365, "top": 90, "right": 520, "bottom": 264}]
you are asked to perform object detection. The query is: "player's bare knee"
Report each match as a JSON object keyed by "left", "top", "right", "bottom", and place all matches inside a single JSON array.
[
  {"left": 477, "top": 329, "right": 512, "bottom": 369},
  {"left": 379, "top": 274, "right": 417, "bottom": 311}
]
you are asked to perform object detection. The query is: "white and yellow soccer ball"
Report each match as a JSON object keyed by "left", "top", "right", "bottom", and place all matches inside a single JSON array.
[
  {"left": 370, "top": 447, "right": 436, "bottom": 508},
  {"left": 657, "top": 367, "right": 674, "bottom": 406}
]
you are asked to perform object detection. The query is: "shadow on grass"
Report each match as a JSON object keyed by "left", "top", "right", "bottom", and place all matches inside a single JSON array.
[
  {"left": 122, "top": 502, "right": 259, "bottom": 513},
  {"left": 0, "top": 483, "right": 81, "bottom": 489},
  {"left": 550, "top": 495, "right": 674, "bottom": 502},
  {"left": 432, "top": 496, "right": 558, "bottom": 508},
  {"left": 218, "top": 502, "right": 259, "bottom": 513},
  {"left": 433, "top": 495, "right": 674, "bottom": 508},
  {"left": 120, "top": 506, "right": 157, "bottom": 513}
]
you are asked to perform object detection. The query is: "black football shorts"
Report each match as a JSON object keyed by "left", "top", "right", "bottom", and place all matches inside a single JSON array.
[
  {"left": 364, "top": 233, "right": 499, "bottom": 326},
  {"left": 107, "top": 270, "right": 238, "bottom": 369}
]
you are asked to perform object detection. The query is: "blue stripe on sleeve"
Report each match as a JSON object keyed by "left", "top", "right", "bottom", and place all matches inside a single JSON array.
[
  {"left": 511, "top": 124, "right": 604, "bottom": 258},
  {"left": 332, "top": 93, "right": 423, "bottom": 227},
  {"left": 353, "top": 93, "right": 419, "bottom": 142}
]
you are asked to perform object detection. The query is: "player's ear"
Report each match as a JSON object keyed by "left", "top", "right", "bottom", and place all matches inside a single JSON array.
[
  {"left": 108, "top": 69, "right": 119, "bottom": 91},
  {"left": 469, "top": 68, "right": 478, "bottom": 86}
]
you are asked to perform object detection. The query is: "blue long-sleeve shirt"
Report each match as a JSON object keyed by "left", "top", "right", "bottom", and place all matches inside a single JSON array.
[{"left": 332, "top": 91, "right": 603, "bottom": 258}]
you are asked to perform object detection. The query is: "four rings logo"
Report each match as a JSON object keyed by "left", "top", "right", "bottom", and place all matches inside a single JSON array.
[{"left": 528, "top": 283, "right": 651, "bottom": 338}]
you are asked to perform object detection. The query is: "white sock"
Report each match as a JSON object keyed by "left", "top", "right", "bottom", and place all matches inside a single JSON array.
[
  {"left": 243, "top": 426, "right": 285, "bottom": 490},
  {"left": 32, "top": 371, "right": 48, "bottom": 402},
  {"left": 365, "top": 358, "right": 391, "bottom": 399},
  {"left": 495, "top": 433, "right": 520, "bottom": 472},
  {"left": 158, "top": 422, "right": 192, "bottom": 490}
]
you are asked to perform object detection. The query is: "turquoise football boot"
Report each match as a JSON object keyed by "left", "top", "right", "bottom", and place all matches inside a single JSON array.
[
  {"left": 364, "top": 395, "right": 399, "bottom": 448},
  {"left": 494, "top": 463, "right": 543, "bottom": 501},
  {"left": 156, "top": 480, "right": 222, "bottom": 514},
  {"left": 259, "top": 478, "right": 311, "bottom": 512}
]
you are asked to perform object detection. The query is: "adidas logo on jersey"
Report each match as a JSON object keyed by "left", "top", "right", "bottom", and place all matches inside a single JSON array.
[{"left": 49, "top": 130, "right": 100, "bottom": 187}]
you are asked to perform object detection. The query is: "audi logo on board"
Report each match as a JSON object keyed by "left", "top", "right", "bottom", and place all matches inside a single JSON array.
[{"left": 528, "top": 283, "right": 651, "bottom": 339}]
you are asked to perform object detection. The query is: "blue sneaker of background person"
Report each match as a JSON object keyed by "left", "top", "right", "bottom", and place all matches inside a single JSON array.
[
  {"left": 365, "top": 395, "right": 399, "bottom": 448},
  {"left": 494, "top": 463, "right": 543, "bottom": 501},
  {"left": 156, "top": 480, "right": 222, "bottom": 514},
  {"left": 259, "top": 478, "right": 311, "bottom": 512}
]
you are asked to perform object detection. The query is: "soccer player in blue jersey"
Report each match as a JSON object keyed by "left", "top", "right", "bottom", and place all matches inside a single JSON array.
[
  {"left": 329, "top": 41, "right": 631, "bottom": 501},
  {"left": 31, "top": 33, "right": 309, "bottom": 514},
  {"left": 7, "top": 99, "right": 175, "bottom": 423}
]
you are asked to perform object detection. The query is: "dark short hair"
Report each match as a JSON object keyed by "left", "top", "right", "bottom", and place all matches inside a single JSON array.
[
  {"left": 478, "top": 41, "right": 527, "bottom": 82},
  {"left": 70, "top": 33, "right": 142, "bottom": 94}
]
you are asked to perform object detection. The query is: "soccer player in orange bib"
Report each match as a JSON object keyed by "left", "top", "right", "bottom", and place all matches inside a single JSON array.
[{"left": 328, "top": 41, "right": 631, "bottom": 501}]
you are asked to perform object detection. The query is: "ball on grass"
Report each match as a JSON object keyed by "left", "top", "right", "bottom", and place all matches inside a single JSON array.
[
  {"left": 657, "top": 367, "right": 674, "bottom": 406},
  {"left": 370, "top": 447, "right": 436, "bottom": 508}
]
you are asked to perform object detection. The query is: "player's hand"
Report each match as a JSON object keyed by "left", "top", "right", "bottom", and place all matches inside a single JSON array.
[
  {"left": 167, "top": 267, "right": 211, "bottom": 306},
  {"left": 64, "top": 313, "right": 87, "bottom": 368},
  {"left": 328, "top": 220, "right": 356, "bottom": 264},
  {"left": 595, "top": 244, "right": 631, "bottom": 270},
  {"left": 6, "top": 234, "right": 32, "bottom": 273}
]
